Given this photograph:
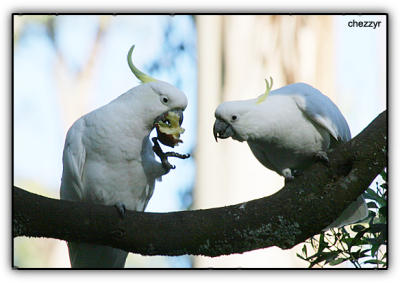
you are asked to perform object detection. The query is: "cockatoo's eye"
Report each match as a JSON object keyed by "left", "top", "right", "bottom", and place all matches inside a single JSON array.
[
  {"left": 161, "top": 96, "right": 169, "bottom": 104},
  {"left": 232, "top": 115, "right": 238, "bottom": 121}
]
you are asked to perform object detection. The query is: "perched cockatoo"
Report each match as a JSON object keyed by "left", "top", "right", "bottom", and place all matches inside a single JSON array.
[
  {"left": 213, "top": 79, "right": 368, "bottom": 229},
  {"left": 60, "top": 45, "right": 189, "bottom": 268}
]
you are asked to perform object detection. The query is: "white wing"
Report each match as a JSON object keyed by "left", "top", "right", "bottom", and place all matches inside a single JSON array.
[
  {"left": 271, "top": 83, "right": 351, "bottom": 142},
  {"left": 60, "top": 119, "right": 86, "bottom": 201},
  {"left": 60, "top": 118, "right": 130, "bottom": 268},
  {"left": 271, "top": 83, "right": 367, "bottom": 229}
]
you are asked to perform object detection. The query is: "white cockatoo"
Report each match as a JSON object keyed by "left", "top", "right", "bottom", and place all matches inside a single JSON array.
[
  {"left": 60, "top": 45, "right": 189, "bottom": 268},
  {"left": 213, "top": 79, "right": 368, "bottom": 229}
]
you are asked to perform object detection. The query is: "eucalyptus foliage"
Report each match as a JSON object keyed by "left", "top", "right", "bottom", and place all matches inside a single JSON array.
[{"left": 297, "top": 169, "right": 387, "bottom": 268}]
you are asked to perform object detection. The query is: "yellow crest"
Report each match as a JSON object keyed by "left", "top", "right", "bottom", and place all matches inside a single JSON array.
[
  {"left": 127, "top": 45, "right": 157, "bottom": 84},
  {"left": 256, "top": 76, "right": 273, "bottom": 104}
]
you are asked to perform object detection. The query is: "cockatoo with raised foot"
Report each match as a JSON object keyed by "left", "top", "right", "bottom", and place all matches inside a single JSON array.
[
  {"left": 60, "top": 45, "right": 189, "bottom": 268},
  {"left": 213, "top": 78, "right": 368, "bottom": 229}
]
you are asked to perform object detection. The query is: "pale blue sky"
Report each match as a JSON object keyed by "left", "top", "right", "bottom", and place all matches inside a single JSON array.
[{"left": 334, "top": 15, "right": 386, "bottom": 136}]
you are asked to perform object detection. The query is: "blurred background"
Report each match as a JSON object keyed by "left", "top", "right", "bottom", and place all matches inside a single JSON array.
[{"left": 13, "top": 14, "right": 386, "bottom": 268}]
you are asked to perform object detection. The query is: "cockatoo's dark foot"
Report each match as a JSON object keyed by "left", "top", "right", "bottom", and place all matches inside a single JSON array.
[
  {"left": 152, "top": 137, "right": 190, "bottom": 171},
  {"left": 292, "top": 169, "right": 302, "bottom": 177},
  {"left": 114, "top": 202, "right": 126, "bottom": 219},
  {"left": 282, "top": 168, "right": 294, "bottom": 182},
  {"left": 164, "top": 151, "right": 190, "bottom": 159},
  {"left": 315, "top": 150, "right": 330, "bottom": 166}
]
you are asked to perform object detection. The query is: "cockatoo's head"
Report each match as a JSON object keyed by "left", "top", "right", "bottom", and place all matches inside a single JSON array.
[
  {"left": 127, "top": 45, "right": 188, "bottom": 147},
  {"left": 213, "top": 77, "right": 273, "bottom": 143},
  {"left": 147, "top": 81, "right": 188, "bottom": 147},
  {"left": 213, "top": 100, "right": 253, "bottom": 142}
]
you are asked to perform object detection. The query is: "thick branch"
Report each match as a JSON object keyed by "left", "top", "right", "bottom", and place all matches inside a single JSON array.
[{"left": 13, "top": 110, "right": 387, "bottom": 257}]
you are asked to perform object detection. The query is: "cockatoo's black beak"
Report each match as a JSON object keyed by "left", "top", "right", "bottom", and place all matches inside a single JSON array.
[
  {"left": 154, "top": 109, "right": 184, "bottom": 127},
  {"left": 175, "top": 109, "right": 184, "bottom": 126},
  {"left": 213, "top": 119, "right": 234, "bottom": 142}
]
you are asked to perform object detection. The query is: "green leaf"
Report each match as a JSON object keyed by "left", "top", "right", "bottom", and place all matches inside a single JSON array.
[
  {"left": 365, "top": 237, "right": 383, "bottom": 246},
  {"left": 350, "top": 249, "right": 368, "bottom": 260},
  {"left": 363, "top": 259, "right": 386, "bottom": 266},
  {"left": 380, "top": 169, "right": 387, "bottom": 181},
  {"left": 317, "top": 233, "right": 328, "bottom": 254},
  {"left": 364, "top": 188, "right": 386, "bottom": 207},
  {"left": 328, "top": 257, "right": 346, "bottom": 266},
  {"left": 302, "top": 244, "right": 307, "bottom": 257},
  {"left": 296, "top": 253, "right": 306, "bottom": 260},
  {"left": 370, "top": 244, "right": 381, "bottom": 257},
  {"left": 367, "top": 201, "right": 378, "bottom": 209},
  {"left": 341, "top": 237, "right": 353, "bottom": 247},
  {"left": 379, "top": 206, "right": 387, "bottom": 219},
  {"left": 349, "top": 229, "right": 367, "bottom": 247},
  {"left": 368, "top": 223, "right": 387, "bottom": 234},
  {"left": 325, "top": 252, "right": 341, "bottom": 264},
  {"left": 309, "top": 252, "right": 339, "bottom": 268},
  {"left": 351, "top": 224, "right": 366, "bottom": 233},
  {"left": 368, "top": 210, "right": 377, "bottom": 219}
]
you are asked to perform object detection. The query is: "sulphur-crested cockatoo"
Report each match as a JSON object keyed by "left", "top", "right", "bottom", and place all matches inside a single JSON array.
[
  {"left": 213, "top": 79, "right": 368, "bottom": 229},
  {"left": 60, "top": 45, "right": 189, "bottom": 268}
]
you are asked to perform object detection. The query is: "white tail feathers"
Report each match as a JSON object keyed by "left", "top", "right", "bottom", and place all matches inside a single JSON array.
[{"left": 324, "top": 195, "right": 369, "bottom": 231}]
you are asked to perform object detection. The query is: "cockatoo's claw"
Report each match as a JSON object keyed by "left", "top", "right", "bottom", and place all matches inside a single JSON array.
[
  {"left": 282, "top": 168, "right": 294, "bottom": 181},
  {"left": 292, "top": 169, "right": 302, "bottom": 177},
  {"left": 114, "top": 202, "right": 127, "bottom": 219},
  {"left": 163, "top": 160, "right": 176, "bottom": 171},
  {"left": 315, "top": 151, "right": 330, "bottom": 166},
  {"left": 151, "top": 137, "right": 189, "bottom": 172},
  {"left": 165, "top": 152, "right": 191, "bottom": 159}
]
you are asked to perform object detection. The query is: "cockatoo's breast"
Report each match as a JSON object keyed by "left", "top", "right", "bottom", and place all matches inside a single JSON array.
[
  {"left": 74, "top": 106, "right": 163, "bottom": 211},
  {"left": 82, "top": 156, "right": 155, "bottom": 211},
  {"left": 246, "top": 95, "right": 331, "bottom": 173}
]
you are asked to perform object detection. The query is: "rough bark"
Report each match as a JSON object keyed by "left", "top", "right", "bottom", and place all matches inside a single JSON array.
[{"left": 13, "top": 110, "right": 387, "bottom": 257}]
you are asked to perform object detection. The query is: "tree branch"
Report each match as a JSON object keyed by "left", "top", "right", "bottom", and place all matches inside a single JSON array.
[{"left": 13, "top": 110, "right": 387, "bottom": 257}]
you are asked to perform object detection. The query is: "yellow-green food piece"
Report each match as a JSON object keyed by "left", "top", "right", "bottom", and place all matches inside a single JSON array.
[{"left": 157, "top": 111, "right": 185, "bottom": 139}]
